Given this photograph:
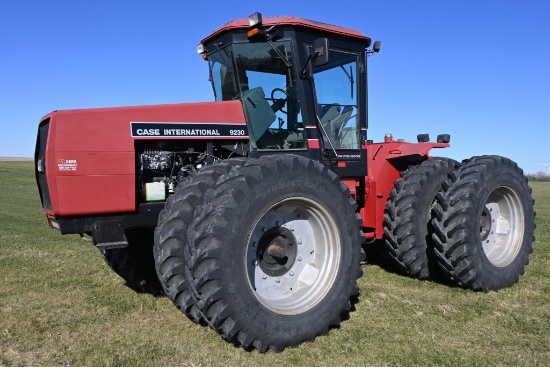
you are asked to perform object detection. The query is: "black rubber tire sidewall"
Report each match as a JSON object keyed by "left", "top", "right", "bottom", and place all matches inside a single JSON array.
[
  {"left": 188, "top": 155, "right": 364, "bottom": 351},
  {"left": 153, "top": 158, "right": 248, "bottom": 321},
  {"left": 384, "top": 157, "right": 458, "bottom": 279},
  {"left": 433, "top": 156, "right": 535, "bottom": 291}
]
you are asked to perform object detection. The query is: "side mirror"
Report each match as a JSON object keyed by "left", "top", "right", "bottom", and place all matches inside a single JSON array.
[{"left": 312, "top": 38, "right": 329, "bottom": 67}]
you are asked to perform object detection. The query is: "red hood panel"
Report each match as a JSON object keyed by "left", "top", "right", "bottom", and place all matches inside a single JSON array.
[
  {"left": 44, "top": 100, "right": 246, "bottom": 152},
  {"left": 43, "top": 100, "right": 245, "bottom": 217}
]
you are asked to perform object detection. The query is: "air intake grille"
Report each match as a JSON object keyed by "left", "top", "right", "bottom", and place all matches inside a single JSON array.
[{"left": 35, "top": 118, "right": 52, "bottom": 211}]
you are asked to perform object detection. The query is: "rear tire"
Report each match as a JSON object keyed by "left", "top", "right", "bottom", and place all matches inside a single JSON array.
[
  {"left": 431, "top": 156, "right": 535, "bottom": 291},
  {"left": 101, "top": 229, "right": 163, "bottom": 295},
  {"left": 153, "top": 159, "right": 247, "bottom": 322},
  {"left": 384, "top": 157, "right": 458, "bottom": 279},
  {"left": 186, "top": 155, "right": 365, "bottom": 352}
]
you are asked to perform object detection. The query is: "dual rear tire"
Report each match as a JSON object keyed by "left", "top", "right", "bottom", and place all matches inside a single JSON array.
[
  {"left": 431, "top": 156, "right": 535, "bottom": 291},
  {"left": 384, "top": 157, "right": 458, "bottom": 279},
  {"left": 385, "top": 155, "right": 535, "bottom": 292}
]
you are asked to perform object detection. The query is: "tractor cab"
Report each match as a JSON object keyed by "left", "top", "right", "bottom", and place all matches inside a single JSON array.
[{"left": 198, "top": 13, "right": 377, "bottom": 177}]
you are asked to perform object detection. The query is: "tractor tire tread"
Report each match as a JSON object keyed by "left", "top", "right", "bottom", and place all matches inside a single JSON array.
[
  {"left": 431, "top": 155, "right": 535, "bottom": 291},
  {"left": 153, "top": 159, "right": 247, "bottom": 323},
  {"left": 384, "top": 157, "right": 458, "bottom": 279},
  {"left": 186, "top": 154, "right": 365, "bottom": 352}
]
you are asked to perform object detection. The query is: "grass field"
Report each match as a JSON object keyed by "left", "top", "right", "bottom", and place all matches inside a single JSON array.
[{"left": 1, "top": 161, "right": 548, "bottom": 366}]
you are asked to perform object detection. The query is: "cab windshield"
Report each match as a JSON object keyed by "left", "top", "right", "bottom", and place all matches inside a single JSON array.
[{"left": 208, "top": 41, "right": 305, "bottom": 149}]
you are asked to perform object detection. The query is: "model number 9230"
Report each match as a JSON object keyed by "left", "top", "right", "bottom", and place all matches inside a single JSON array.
[{"left": 229, "top": 129, "right": 246, "bottom": 136}]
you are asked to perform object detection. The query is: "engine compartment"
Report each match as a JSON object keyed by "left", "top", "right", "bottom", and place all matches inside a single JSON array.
[{"left": 136, "top": 141, "right": 247, "bottom": 202}]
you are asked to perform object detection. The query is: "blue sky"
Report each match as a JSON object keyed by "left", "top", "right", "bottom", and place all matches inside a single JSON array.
[{"left": 1, "top": 1, "right": 549, "bottom": 173}]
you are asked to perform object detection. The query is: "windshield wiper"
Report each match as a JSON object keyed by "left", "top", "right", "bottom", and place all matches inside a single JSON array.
[
  {"left": 265, "top": 39, "right": 291, "bottom": 68},
  {"left": 265, "top": 39, "right": 294, "bottom": 88},
  {"left": 340, "top": 65, "right": 354, "bottom": 99}
]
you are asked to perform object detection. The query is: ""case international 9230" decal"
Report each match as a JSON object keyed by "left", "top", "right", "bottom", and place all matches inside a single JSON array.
[{"left": 131, "top": 122, "right": 248, "bottom": 139}]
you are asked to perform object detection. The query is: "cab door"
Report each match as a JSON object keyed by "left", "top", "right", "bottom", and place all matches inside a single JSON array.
[{"left": 311, "top": 48, "right": 367, "bottom": 177}]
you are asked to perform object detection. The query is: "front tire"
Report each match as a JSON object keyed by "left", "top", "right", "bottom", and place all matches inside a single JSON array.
[
  {"left": 431, "top": 156, "right": 535, "bottom": 291},
  {"left": 153, "top": 159, "right": 247, "bottom": 322},
  {"left": 186, "top": 155, "right": 365, "bottom": 352}
]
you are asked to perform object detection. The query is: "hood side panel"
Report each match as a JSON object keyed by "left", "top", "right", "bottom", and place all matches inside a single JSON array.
[{"left": 43, "top": 101, "right": 245, "bottom": 217}]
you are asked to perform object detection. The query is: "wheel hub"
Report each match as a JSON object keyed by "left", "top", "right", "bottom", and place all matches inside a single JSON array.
[
  {"left": 257, "top": 227, "right": 297, "bottom": 277},
  {"left": 480, "top": 207, "right": 493, "bottom": 242}
]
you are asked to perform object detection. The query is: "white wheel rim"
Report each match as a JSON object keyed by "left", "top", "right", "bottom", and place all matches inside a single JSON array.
[
  {"left": 480, "top": 186, "right": 525, "bottom": 267},
  {"left": 245, "top": 197, "right": 340, "bottom": 315}
]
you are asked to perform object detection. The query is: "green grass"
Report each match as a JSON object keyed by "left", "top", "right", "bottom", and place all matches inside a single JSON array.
[{"left": 1, "top": 161, "right": 549, "bottom": 366}]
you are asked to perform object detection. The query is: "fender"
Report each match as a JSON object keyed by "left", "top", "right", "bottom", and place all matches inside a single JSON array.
[{"left": 361, "top": 139, "right": 450, "bottom": 238}]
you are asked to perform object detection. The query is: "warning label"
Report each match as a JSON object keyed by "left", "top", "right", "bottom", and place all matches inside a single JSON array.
[{"left": 57, "top": 159, "right": 78, "bottom": 171}]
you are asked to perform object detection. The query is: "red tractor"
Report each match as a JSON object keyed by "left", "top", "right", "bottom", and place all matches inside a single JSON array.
[{"left": 35, "top": 13, "right": 535, "bottom": 352}]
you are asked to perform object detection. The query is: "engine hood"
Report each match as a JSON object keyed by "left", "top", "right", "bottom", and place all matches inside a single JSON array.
[{"left": 37, "top": 100, "right": 246, "bottom": 217}]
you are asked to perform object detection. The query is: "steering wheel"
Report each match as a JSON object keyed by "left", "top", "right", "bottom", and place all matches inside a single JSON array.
[{"left": 270, "top": 88, "right": 289, "bottom": 114}]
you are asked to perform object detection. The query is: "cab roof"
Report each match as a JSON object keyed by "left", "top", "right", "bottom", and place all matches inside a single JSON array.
[{"left": 201, "top": 16, "right": 371, "bottom": 46}]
